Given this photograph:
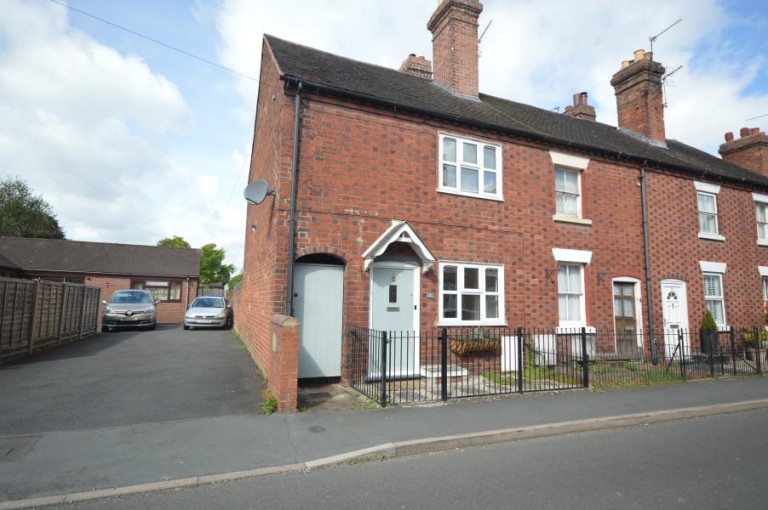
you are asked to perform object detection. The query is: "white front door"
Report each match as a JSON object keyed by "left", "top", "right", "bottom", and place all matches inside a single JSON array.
[
  {"left": 661, "top": 280, "right": 689, "bottom": 359},
  {"left": 369, "top": 264, "right": 418, "bottom": 377}
]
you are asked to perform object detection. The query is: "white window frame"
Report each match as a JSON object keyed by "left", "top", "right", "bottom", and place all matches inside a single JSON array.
[
  {"left": 438, "top": 262, "right": 505, "bottom": 326},
  {"left": 695, "top": 181, "right": 724, "bottom": 241},
  {"left": 552, "top": 248, "right": 592, "bottom": 329},
  {"left": 438, "top": 134, "right": 502, "bottom": 201},
  {"left": 752, "top": 193, "right": 768, "bottom": 246},
  {"left": 699, "top": 261, "right": 727, "bottom": 329},
  {"left": 550, "top": 151, "right": 592, "bottom": 225},
  {"left": 557, "top": 263, "right": 586, "bottom": 328}
]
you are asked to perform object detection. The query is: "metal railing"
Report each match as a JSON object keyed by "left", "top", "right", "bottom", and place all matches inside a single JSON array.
[{"left": 348, "top": 326, "right": 765, "bottom": 406}]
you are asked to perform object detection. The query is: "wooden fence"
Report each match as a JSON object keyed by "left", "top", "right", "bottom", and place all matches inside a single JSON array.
[{"left": 0, "top": 277, "right": 101, "bottom": 363}]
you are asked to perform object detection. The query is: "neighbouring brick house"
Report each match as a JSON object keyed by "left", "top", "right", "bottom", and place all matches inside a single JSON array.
[
  {"left": 0, "top": 238, "right": 200, "bottom": 324},
  {"left": 236, "top": 0, "right": 768, "bottom": 410}
]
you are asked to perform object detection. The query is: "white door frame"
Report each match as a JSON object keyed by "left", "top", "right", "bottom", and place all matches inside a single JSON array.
[{"left": 660, "top": 279, "right": 689, "bottom": 359}]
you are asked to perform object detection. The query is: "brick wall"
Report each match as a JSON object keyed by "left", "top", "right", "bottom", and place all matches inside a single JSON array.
[{"left": 235, "top": 41, "right": 299, "bottom": 409}]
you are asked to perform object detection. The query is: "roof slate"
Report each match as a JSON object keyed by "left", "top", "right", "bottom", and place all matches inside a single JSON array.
[
  {"left": 265, "top": 34, "right": 768, "bottom": 189},
  {"left": 0, "top": 238, "right": 200, "bottom": 278}
]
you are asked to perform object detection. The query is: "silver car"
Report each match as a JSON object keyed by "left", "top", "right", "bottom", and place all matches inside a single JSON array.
[
  {"left": 101, "top": 290, "right": 158, "bottom": 332},
  {"left": 184, "top": 296, "right": 232, "bottom": 330}
]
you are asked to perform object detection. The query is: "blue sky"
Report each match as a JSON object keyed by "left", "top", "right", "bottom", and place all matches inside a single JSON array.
[{"left": 2, "top": 0, "right": 767, "bottom": 271}]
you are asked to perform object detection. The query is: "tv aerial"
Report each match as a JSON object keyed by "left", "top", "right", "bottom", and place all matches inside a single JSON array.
[{"left": 243, "top": 180, "right": 275, "bottom": 205}]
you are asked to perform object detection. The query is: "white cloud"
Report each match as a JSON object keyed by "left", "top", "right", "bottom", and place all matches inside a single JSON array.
[{"left": 0, "top": 0, "right": 246, "bottom": 270}]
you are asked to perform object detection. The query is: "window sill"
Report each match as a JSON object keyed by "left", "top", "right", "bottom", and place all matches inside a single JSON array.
[
  {"left": 698, "top": 232, "right": 725, "bottom": 242},
  {"left": 556, "top": 326, "right": 596, "bottom": 334},
  {"left": 553, "top": 214, "right": 592, "bottom": 226},
  {"left": 437, "top": 188, "right": 504, "bottom": 202},
  {"left": 437, "top": 320, "right": 507, "bottom": 327},
  {"left": 758, "top": 239, "right": 768, "bottom": 247}
]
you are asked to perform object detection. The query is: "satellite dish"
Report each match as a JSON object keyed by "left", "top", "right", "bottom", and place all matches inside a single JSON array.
[{"left": 243, "top": 180, "right": 275, "bottom": 205}]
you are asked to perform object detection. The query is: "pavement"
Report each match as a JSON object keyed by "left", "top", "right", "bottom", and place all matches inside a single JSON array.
[{"left": 2, "top": 376, "right": 768, "bottom": 509}]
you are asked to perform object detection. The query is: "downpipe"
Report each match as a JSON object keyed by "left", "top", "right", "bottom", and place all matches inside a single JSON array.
[{"left": 286, "top": 81, "right": 303, "bottom": 316}]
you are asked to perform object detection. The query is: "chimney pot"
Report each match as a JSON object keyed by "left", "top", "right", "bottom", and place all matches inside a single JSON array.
[
  {"left": 725, "top": 132, "right": 734, "bottom": 142},
  {"left": 740, "top": 127, "right": 751, "bottom": 137},
  {"left": 752, "top": 127, "right": 761, "bottom": 136},
  {"left": 633, "top": 49, "right": 645, "bottom": 61}
]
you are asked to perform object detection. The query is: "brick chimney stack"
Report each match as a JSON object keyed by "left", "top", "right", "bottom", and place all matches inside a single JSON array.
[
  {"left": 610, "top": 49, "right": 666, "bottom": 145},
  {"left": 399, "top": 54, "right": 433, "bottom": 79},
  {"left": 719, "top": 127, "right": 768, "bottom": 176},
  {"left": 427, "top": 0, "right": 483, "bottom": 98},
  {"left": 564, "top": 92, "right": 596, "bottom": 121}
]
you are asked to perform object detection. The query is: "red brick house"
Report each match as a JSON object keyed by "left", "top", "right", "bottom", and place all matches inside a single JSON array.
[
  {"left": 0, "top": 237, "right": 200, "bottom": 324},
  {"left": 237, "top": 0, "right": 768, "bottom": 410}
]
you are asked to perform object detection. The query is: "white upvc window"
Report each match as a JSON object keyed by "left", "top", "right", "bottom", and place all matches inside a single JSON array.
[
  {"left": 550, "top": 151, "right": 591, "bottom": 225},
  {"left": 703, "top": 273, "right": 726, "bottom": 326},
  {"left": 558, "top": 263, "right": 585, "bottom": 327},
  {"left": 698, "top": 192, "right": 718, "bottom": 234},
  {"left": 695, "top": 181, "right": 724, "bottom": 241},
  {"left": 439, "top": 262, "right": 504, "bottom": 325},
  {"left": 439, "top": 134, "right": 502, "bottom": 200},
  {"left": 762, "top": 276, "right": 768, "bottom": 307},
  {"left": 556, "top": 168, "right": 581, "bottom": 217},
  {"left": 753, "top": 193, "right": 768, "bottom": 246}
]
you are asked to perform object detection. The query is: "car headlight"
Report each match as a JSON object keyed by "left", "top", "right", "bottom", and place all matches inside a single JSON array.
[
  {"left": 144, "top": 308, "right": 155, "bottom": 314},
  {"left": 104, "top": 307, "right": 113, "bottom": 314}
]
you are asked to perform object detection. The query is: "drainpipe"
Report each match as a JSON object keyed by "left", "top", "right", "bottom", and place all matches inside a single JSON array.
[
  {"left": 286, "top": 81, "right": 303, "bottom": 316},
  {"left": 639, "top": 165, "right": 657, "bottom": 360}
]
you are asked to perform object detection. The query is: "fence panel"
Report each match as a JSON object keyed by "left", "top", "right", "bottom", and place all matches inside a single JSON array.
[{"left": 0, "top": 277, "right": 101, "bottom": 363}]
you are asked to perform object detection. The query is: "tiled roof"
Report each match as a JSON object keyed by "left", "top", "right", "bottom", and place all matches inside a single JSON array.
[
  {"left": 0, "top": 238, "right": 200, "bottom": 278},
  {"left": 265, "top": 34, "right": 768, "bottom": 189}
]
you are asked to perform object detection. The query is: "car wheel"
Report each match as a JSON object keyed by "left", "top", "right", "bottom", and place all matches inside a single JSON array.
[
  {"left": 101, "top": 325, "right": 108, "bottom": 333},
  {"left": 149, "top": 323, "right": 156, "bottom": 331},
  {"left": 183, "top": 325, "right": 189, "bottom": 330},
  {"left": 226, "top": 316, "right": 233, "bottom": 329}
]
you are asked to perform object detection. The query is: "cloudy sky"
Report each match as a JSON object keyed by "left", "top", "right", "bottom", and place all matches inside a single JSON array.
[{"left": 2, "top": 0, "right": 767, "bottom": 271}]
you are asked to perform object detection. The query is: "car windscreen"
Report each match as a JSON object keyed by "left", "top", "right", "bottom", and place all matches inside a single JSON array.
[
  {"left": 192, "top": 298, "right": 224, "bottom": 308},
  {"left": 110, "top": 292, "right": 153, "bottom": 304}
]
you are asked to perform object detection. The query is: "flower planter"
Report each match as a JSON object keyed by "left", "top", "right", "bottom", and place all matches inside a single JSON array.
[{"left": 449, "top": 338, "right": 501, "bottom": 355}]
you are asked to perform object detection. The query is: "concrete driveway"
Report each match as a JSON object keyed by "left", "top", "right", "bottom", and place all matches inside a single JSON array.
[{"left": 0, "top": 325, "right": 265, "bottom": 435}]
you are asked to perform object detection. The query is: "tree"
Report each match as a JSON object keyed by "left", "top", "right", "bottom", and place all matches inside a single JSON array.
[
  {"left": 228, "top": 273, "right": 243, "bottom": 290},
  {"left": 157, "top": 236, "right": 191, "bottom": 249},
  {"left": 200, "top": 243, "right": 236, "bottom": 285},
  {"left": 0, "top": 177, "right": 65, "bottom": 239}
]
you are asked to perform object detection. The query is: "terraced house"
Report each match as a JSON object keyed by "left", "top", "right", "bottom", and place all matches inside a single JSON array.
[{"left": 236, "top": 0, "right": 768, "bottom": 410}]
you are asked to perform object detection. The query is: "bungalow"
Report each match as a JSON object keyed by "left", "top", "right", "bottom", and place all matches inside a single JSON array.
[{"left": 0, "top": 237, "right": 200, "bottom": 324}]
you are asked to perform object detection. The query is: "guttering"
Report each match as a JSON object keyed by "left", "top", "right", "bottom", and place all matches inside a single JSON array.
[
  {"left": 286, "top": 81, "right": 303, "bottom": 316},
  {"left": 639, "top": 164, "right": 657, "bottom": 360}
]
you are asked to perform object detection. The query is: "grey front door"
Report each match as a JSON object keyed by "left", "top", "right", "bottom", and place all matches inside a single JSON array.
[
  {"left": 294, "top": 264, "right": 344, "bottom": 378},
  {"left": 370, "top": 265, "right": 417, "bottom": 377}
]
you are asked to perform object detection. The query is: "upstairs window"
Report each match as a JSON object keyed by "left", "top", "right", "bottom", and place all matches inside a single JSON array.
[
  {"left": 753, "top": 194, "right": 768, "bottom": 246},
  {"left": 439, "top": 135, "right": 501, "bottom": 200},
  {"left": 758, "top": 204, "right": 768, "bottom": 243},
  {"left": 555, "top": 168, "right": 581, "bottom": 217},
  {"left": 697, "top": 192, "right": 718, "bottom": 235},
  {"left": 695, "top": 181, "right": 724, "bottom": 241},
  {"left": 550, "top": 151, "right": 591, "bottom": 225}
]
